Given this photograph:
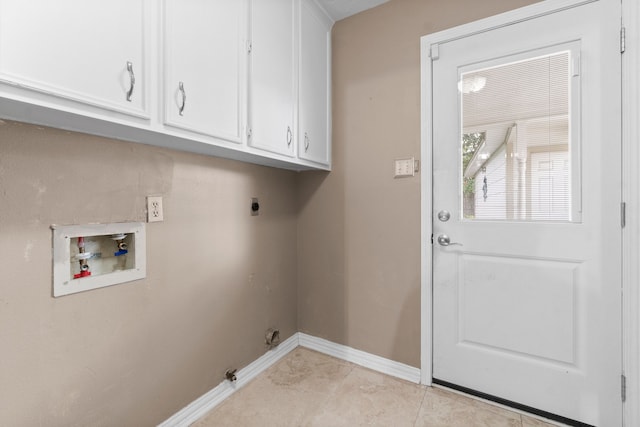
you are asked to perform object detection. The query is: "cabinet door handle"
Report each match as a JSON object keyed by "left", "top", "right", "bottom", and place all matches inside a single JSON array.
[
  {"left": 304, "top": 132, "right": 310, "bottom": 152},
  {"left": 286, "top": 126, "right": 292, "bottom": 147},
  {"left": 126, "top": 61, "right": 135, "bottom": 102},
  {"left": 178, "top": 81, "right": 186, "bottom": 116}
]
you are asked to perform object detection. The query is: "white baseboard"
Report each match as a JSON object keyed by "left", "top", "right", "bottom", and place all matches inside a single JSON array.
[
  {"left": 298, "top": 333, "right": 421, "bottom": 384},
  {"left": 158, "top": 333, "right": 422, "bottom": 426},
  {"left": 158, "top": 333, "right": 299, "bottom": 427}
]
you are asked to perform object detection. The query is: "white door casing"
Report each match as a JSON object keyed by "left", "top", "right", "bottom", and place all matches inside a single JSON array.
[
  {"left": 421, "top": 0, "right": 622, "bottom": 425},
  {"left": 621, "top": 1, "right": 640, "bottom": 425}
]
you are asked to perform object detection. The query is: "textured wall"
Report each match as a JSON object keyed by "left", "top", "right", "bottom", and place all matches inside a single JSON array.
[
  {"left": 2, "top": 0, "right": 551, "bottom": 424},
  {"left": 0, "top": 120, "right": 298, "bottom": 426},
  {"left": 297, "top": 0, "right": 540, "bottom": 368}
]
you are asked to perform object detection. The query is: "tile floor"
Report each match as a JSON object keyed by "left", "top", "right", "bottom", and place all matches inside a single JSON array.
[{"left": 194, "top": 347, "right": 562, "bottom": 427}]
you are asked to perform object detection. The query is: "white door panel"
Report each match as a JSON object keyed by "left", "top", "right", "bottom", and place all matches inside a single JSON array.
[{"left": 429, "top": 0, "right": 621, "bottom": 425}]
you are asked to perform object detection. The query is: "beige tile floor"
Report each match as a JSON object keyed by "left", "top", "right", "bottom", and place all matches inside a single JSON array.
[{"left": 194, "top": 347, "right": 562, "bottom": 427}]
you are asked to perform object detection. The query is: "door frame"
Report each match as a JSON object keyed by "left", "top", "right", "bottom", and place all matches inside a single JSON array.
[{"left": 419, "top": 0, "right": 639, "bottom": 424}]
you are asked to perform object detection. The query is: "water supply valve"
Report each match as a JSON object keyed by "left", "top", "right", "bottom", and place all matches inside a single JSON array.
[
  {"left": 73, "top": 237, "right": 92, "bottom": 279},
  {"left": 111, "top": 233, "right": 129, "bottom": 256},
  {"left": 52, "top": 222, "right": 146, "bottom": 297},
  {"left": 73, "top": 270, "right": 92, "bottom": 279}
]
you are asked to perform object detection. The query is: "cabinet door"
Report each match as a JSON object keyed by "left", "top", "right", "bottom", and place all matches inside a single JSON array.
[
  {"left": 0, "top": 0, "right": 149, "bottom": 118},
  {"left": 298, "top": 0, "right": 331, "bottom": 166},
  {"left": 163, "top": 0, "right": 244, "bottom": 142},
  {"left": 248, "top": 0, "right": 296, "bottom": 157}
]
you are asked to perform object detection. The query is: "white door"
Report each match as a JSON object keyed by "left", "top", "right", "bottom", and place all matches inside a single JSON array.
[
  {"left": 248, "top": 0, "right": 296, "bottom": 157},
  {"left": 428, "top": 1, "right": 622, "bottom": 425},
  {"left": 163, "top": 0, "right": 245, "bottom": 142}
]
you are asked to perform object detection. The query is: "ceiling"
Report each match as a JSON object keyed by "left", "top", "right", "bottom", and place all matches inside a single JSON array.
[{"left": 316, "top": 0, "right": 390, "bottom": 21}]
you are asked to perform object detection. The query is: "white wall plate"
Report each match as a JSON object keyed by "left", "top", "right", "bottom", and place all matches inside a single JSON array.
[{"left": 51, "top": 222, "right": 146, "bottom": 297}]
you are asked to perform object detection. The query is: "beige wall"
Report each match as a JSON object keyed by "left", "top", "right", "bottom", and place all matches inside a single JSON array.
[
  {"left": 2, "top": 0, "right": 547, "bottom": 424},
  {"left": 298, "top": 0, "right": 540, "bottom": 367},
  {"left": 0, "top": 120, "right": 298, "bottom": 426}
]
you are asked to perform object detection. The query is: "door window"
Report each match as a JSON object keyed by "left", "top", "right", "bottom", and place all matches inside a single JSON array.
[{"left": 460, "top": 47, "right": 579, "bottom": 222}]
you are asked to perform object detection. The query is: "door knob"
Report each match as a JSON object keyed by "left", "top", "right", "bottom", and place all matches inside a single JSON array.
[
  {"left": 437, "top": 234, "right": 463, "bottom": 246},
  {"left": 437, "top": 210, "right": 451, "bottom": 222}
]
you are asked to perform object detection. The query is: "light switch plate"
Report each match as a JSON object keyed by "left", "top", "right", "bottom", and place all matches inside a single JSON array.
[{"left": 394, "top": 157, "right": 415, "bottom": 178}]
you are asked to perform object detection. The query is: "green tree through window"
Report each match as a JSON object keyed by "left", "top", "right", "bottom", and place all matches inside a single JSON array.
[{"left": 462, "top": 132, "right": 485, "bottom": 218}]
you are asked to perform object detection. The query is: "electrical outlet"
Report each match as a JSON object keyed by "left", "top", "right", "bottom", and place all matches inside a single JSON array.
[
  {"left": 147, "top": 196, "right": 164, "bottom": 222},
  {"left": 251, "top": 197, "right": 260, "bottom": 216}
]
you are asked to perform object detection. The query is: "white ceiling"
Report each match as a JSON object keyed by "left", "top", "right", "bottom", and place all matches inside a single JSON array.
[{"left": 316, "top": 0, "right": 390, "bottom": 22}]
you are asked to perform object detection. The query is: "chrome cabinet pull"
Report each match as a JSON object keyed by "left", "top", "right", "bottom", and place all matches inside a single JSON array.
[
  {"left": 126, "top": 61, "right": 135, "bottom": 102},
  {"left": 178, "top": 81, "right": 186, "bottom": 116},
  {"left": 286, "top": 126, "right": 292, "bottom": 147},
  {"left": 304, "top": 132, "right": 310, "bottom": 152}
]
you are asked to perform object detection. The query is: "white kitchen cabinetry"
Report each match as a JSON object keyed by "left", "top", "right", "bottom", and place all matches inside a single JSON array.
[
  {"left": 163, "top": 0, "right": 245, "bottom": 143},
  {"left": 248, "top": 0, "right": 297, "bottom": 157},
  {"left": 0, "top": 0, "right": 332, "bottom": 171},
  {"left": 0, "top": 0, "right": 150, "bottom": 121},
  {"left": 298, "top": 0, "right": 332, "bottom": 166}
]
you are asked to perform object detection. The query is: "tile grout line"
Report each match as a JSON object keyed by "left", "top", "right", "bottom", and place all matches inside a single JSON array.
[{"left": 411, "top": 386, "right": 429, "bottom": 427}]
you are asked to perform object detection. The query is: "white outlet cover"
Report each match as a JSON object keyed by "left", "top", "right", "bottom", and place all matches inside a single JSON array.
[{"left": 147, "top": 196, "right": 164, "bottom": 222}]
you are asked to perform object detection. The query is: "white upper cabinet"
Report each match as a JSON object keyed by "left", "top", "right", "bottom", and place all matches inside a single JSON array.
[
  {"left": 298, "top": 0, "right": 332, "bottom": 166},
  {"left": 248, "top": 0, "right": 297, "bottom": 157},
  {"left": 0, "top": 0, "right": 150, "bottom": 119},
  {"left": 0, "top": 1, "right": 332, "bottom": 171},
  {"left": 163, "top": 0, "right": 245, "bottom": 143}
]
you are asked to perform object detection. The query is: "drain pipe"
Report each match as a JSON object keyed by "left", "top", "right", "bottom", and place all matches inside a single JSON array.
[
  {"left": 225, "top": 369, "right": 237, "bottom": 383},
  {"left": 265, "top": 328, "right": 280, "bottom": 348}
]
